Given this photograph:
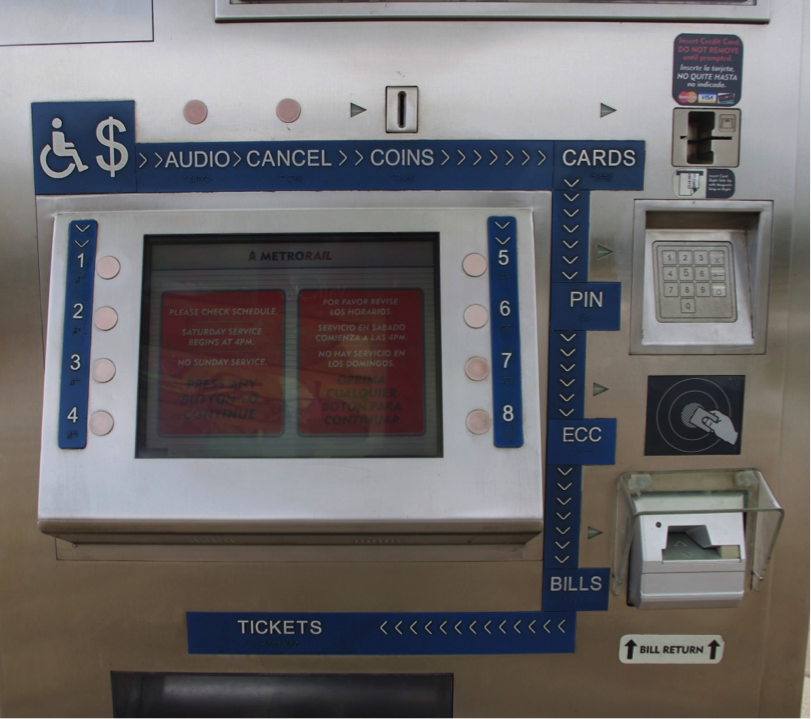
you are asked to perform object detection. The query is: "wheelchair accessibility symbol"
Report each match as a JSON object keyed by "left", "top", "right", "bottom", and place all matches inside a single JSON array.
[{"left": 39, "top": 115, "right": 129, "bottom": 179}]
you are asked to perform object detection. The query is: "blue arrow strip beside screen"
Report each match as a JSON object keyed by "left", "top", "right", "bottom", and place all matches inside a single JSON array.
[
  {"left": 488, "top": 216, "right": 524, "bottom": 448},
  {"left": 187, "top": 612, "right": 575, "bottom": 655},
  {"left": 58, "top": 220, "right": 97, "bottom": 448}
]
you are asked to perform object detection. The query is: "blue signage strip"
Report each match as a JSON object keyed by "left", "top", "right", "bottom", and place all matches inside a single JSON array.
[
  {"left": 32, "top": 101, "right": 136, "bottom": 195},
  {"left": 547, "top": 419, "right": 617, "bottom": 466},
  {"left": 550, "top": 282, "right": 621, "bottom": 331},
  {"left": 136, "top": 141, "right": 555, "bottom": 193},
  {"left": 548, "top": 331, "right": 586, "bottom": 421},
  {"left": 553, "top": 141, "right": 645, "bottom": 191},
  {"left": 488, "top": 216, "right": 524, "bottom": 448},
  {"left": 30, "top": 102, "right": 646, "bottom": 195},
  {"left": 58, "top": 220, "right": 97, "bottom": 449},
  {"left": 543, "top": 569, "right": 610, "bottom": 612},
  {"left": 543, "top": 466, "right": 582, "bottom": 570},
  {"left": 187, "top": 612, "right": 575, "bottom": 656},
  {"left": 552, "top": 191, "right": 590, "bottom": 283}
]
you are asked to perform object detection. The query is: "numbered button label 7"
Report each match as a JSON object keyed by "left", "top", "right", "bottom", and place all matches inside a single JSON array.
[
  {"left": 488, "top": 216, "right": 524, "bottom": 448},
  {"left": 58, "top": 220, "right": 97, "bottom": 448}
]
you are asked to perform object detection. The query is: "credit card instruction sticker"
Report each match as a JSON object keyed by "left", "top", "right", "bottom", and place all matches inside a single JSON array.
[
  {"left": 298, "top": 289, "right": 425, "bottom": 435},
  {"left": 159, "top": 290, "right": 285, "bottom": 436}
]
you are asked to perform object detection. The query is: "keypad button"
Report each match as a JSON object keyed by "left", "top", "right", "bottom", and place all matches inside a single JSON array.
[
  {"left": 696, "top": 283, "right": 710, "bottom": 297},
  {"left": 680, "top": 283, "right": 695, "bottom": 297},
  {"left": 711, "top": 267, "right": 726, "bottom": 281},
  {"left": 662, "top": 251, "right": 677, "bottom": 265},
  {"left": 678, "top": 251, "right": 693, "bottom": 264},
  {"left": 696, "top": 267, "right": 710, "bottom": 281},
  {"left": 693, "top": 251, "right": 708, "bottom": 265},
  {"left": 680, "top": 299, "right": 696, "bottom": 313},
  {"left": 663, "top": 267, "right": 678, "bottom": 281},
  {"left": 664, "top": 283, "right": 679, "bottom": 297},
  {"left": 679, "top": 267, "right": 694, "bottom": 281},
  {"left": 712, "top": 284, "right": 727, "bottom": 297},
  {"left": 710, "top": 251, "right": 725, "bottom": 265}
]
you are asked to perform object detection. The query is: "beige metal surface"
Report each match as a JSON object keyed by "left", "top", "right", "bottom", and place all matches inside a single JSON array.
[{"left": 0, "top": 0, "right": 807, "bottom": 716}]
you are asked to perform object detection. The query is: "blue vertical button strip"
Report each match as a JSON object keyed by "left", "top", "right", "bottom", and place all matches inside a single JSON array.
[
  {"left": 187, "top": 611, "right": 575, "bottom": 656},
  {"left": 488, "top": 216, "right": 523, "bottom": 448},
  {"left": 58, "top": 220, "right": 97, "bottom": 449},
  {"left": 543, "top": 466, "right": 582, "bottom": 570},
  {"left": 547, "top": 331, "right": 586, "bottom": 420},
  {"left": 552, "top": 190, "right": 590, "bottom": 283}
]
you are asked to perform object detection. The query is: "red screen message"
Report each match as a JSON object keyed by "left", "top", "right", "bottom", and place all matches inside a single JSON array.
[
  {"left": 298, "top": 289, "right": 425, "bottom": 435},
  {"left": 159, "top": 290, "right": 285, "bottom": 436}
]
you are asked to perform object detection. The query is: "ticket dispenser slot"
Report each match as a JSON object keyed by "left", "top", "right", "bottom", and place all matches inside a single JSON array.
[
  {"left": 111, "top": 673, "right": 453, "bottom": 718},
  {"left": 613, "top": 469, "right": 784, "bottom": 608}
]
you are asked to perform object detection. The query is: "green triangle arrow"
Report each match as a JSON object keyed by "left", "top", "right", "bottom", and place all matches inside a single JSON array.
[
  {"left": 350, "top": 103, "right": 367, "bottom": 118},
  {"left": 587, "top": 527, "right": 604, "bottom": 540},
  {"left": 593, "top": 382, "right": 609, "bottom": 396},
  {"left": 596, "top": 244, "right": 613, "bottom": 259}
]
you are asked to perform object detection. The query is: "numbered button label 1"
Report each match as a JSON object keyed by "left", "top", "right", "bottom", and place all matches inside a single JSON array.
[
  {"left": 488, "top": 216, "right": 524, "bottom": 448},
  {"left": 58, "top": 220, "right": 97, "bottom": 449}
]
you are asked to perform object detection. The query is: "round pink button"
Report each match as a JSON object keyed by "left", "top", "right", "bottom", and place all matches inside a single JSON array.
[
  {"left": 183, "top": 100, "right": 208, "bottom": 125},
  {"left": 276, "top": 98, "right": 302, "bottom": 124},
  {"left": 462, "top": 253, "right": 487, "bottom": 277},
  {"left": 466, "top": 410, "right": 492, "bottom": 435},
  {"left": 93, "top": 307, "right": 118, "bottom": 331},
  {"left": 96, "top": 256, "right": 120, "bottom": 280},
  {"left": 464, "top": 304, "right": 489, "bottom": 329},
  {"left": 465, "top": 357, "right": 490, "bottom": 381},
  {"left": 89, "top": 411, "right": 114, "bottom": 436},
  {"left": 92, "top": 358, "right": 116, "bottom": 383}
]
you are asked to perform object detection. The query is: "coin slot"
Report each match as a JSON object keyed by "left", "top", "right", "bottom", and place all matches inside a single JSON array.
[{"left": 386, "top": 86, "right": 418, "bottom": 133}]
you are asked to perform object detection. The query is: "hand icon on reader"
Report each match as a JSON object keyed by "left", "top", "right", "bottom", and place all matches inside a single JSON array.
[{"left": 683, "top": 403, "right": 739, "bottom": 445}]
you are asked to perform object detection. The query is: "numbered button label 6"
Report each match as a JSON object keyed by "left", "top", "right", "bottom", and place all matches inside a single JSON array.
[{"left": 58, "top": 220, "right": 97, "bottom": 449}]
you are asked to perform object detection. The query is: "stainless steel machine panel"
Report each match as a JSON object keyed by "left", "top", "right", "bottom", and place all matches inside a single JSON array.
[{"left": 0, "top": 0, "right": 807, "bottom": 716}]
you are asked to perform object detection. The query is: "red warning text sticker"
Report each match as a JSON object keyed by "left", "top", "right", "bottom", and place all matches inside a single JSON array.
[
  {"left": 159, "top": 290, "right": 285, "bottom": 436},
  {"left": 298, "top": 289, "right": 425, "bottom": 435}
]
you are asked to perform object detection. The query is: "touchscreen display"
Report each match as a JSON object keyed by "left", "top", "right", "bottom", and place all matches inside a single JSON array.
[{"left": 137, "top": 234, "right": 441, "bottom": 458}]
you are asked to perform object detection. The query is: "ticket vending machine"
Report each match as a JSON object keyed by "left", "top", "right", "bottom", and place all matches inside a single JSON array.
[{"left": 0, "top": 0, "right": 807, "bottom": 715}]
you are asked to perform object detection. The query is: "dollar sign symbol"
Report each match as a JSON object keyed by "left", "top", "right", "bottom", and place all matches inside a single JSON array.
[{"left": 95, "top": 116, "right": 128, "bottom": 177}]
